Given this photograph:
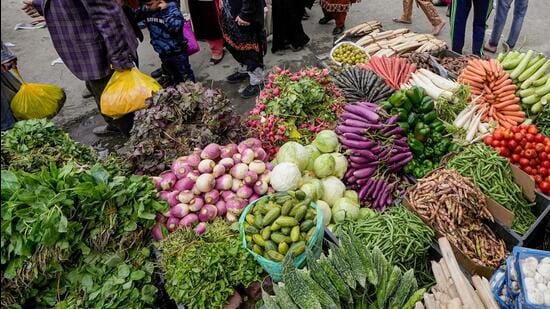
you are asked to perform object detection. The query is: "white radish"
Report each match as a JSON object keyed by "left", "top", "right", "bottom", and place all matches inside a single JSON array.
[
  {"left": 454, "top": 105, "right": 476, "bottom": 128},
  {"left": 466, "top": 112, "right": 482, "bottom": 142},
  {"left": 419, "top": 69, "right": 460, "bottom": 92}
]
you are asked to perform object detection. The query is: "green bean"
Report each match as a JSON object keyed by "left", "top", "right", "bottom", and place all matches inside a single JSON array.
[{"left": 446, "top": 143, "right": 536, "bottom": 234}]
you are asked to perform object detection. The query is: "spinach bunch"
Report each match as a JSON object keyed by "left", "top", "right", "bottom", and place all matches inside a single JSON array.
[{"left": 158, "top": 220, "right": 262, "bottom": 309}]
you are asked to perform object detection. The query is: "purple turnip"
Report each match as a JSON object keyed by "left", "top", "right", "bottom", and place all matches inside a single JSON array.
[
  {"left": 159, "top": 171, "right": 177, "bottom": 191},
  {"left": 179, "top": 213, "right": 199, "bottom": 228},
  {"left": 156, "top": 213, "right": 168, "bottom": 224},
  {"left": 221, "top": 143, "right": 238, "bottom": 158},
  {"left": 243, "top": 171, "right": 258, "bottom": 186},
  {"left": 248, "top": 160, "right": 266, "bottom": 174},
  {"left": 226, "top": 197, "right": 247, "bottom": 213},
  {"left": 240, "top": 148, "right": 255, "bottom": 164},
  {"left": 178, "top": 190, "right": 194, "bottom": 204},
  {"left": 187, "top": 170, "right": 200, "bottom": 181},
  {"left": 260, "top": 171, "right": 271, "bottom": 183},
  {"left": 222, "top": 191, "right": 236, "bottom": 202},
  {"left": 215, "top": 200, "right": 227, "bottom": 216},
  {"left": 239, "top": 138, "right": 261, "bottom": 151},
  {"left": 212, "top": 164, "right": 226, "bottom": 178},
  {"left": 166, "top": 217, "right": 180, "bottom": 232},
  {"left": 254, "top": 148, "right": 267, "bottom": 161},
  {"left": 249, "top": 194, "right": 260, "bottom": 202},
  {"left": 198, "top": 159, "right": 215, "bottom": 173},
  {"left": 265, "top": 162, "right": 274, "bottom": 171},
  {"left": 236, "top": 186, "right": 253, "bottom": 199},
  {"left": 151, "top": 224, "right": 165, "bottom": 241},
  {"left": 231, "top": 179, "right": 243, "bottom": 192},
  {"left": 186, "top": 153, "right": 201, "bottom": 168},
  {"left": 171, "top": 203, "right": 190, "bottom": 218},
  {"left": 189, "top": 196, "right": 204, "bottom": 212},
  {"left": 230, "top": 163, "right": 248, "bottom": 180},
  {"left": 160, "top": 191, "right": 180, "bottom": 207},
  {"left": 171, "top": 158, "right": 193, "bottom": 179},
  {"left": 226, "top": 212, "right": 238, "bottom": 222},
  {"left": 204, "top": 189, "right": 220, "bottom": 204},
  {"left": 219, "top": 157, "right": 235, "bottom": 169},
  {"left": 232, "top": 153, "right": 242, "bottom": 164},
  {"left": 173, "top": 177, "right": 195, "bottom": 191},
  {"left": 198, "top": 204, "right": 218, "bottom": 222},
  {"left": 253, "top": 180, "right": 268, "bottom": 195},
  {"left": 215, "top": 174, "right": 233, "bottom": 191},
  {"left": 193, "top": 222, "right": 207, "bottom": 235},
  {"left": 196, "top": 173, "right": 215, "bottom": 193},
  {"left": 201, "top": 143, "right": 221, "bottom": 160},
  {"left": 151, "top": 176, "right": 163, "bottom": 191}
]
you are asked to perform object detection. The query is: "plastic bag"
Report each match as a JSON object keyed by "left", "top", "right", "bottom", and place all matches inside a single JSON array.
[
  {"left": 10, "top": 69, "right": 65, "bottom": 120},
  {"left": 100, "top": 68, "right": 161, "bottom": 119}
]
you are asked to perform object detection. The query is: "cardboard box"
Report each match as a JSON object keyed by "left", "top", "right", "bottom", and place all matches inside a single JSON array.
[{"left": 509, "top": 163, "right": 550, "bottom": 205}]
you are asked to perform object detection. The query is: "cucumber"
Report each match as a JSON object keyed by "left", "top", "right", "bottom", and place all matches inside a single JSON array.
[
  {"left": 272, "top": 284, "right": 298, "bottom": 309},
  {"left": 297, "top": 269, "right": 338, "bottom": 308},
  {"left": 281, "top": 200, "right": 293, "bottom": 216},
  {"left": 278, "top": 242, "right": 289, "bottom": 255},
  {"left": 270, "top": 222, "right": 281, "bottom": 231},
  {"left": 265, "top": 240, "right": 277, "bottom": 252},
  {"left": 261, "top": 227, "right": 271, "bottom": 240},
  {"left": 305, "top": 249, "right": 340, "bottom": 302},
  {"left": 518, "top": 56, "right": 546, "bottom": 82},
  {"left": 305, "top": 208, "right": 316, "bottom": 220},
  {"left": 328, "top": 243, "right": 356, "bottom": 289},
  {"left": 511, "top": 50, "right": 534, "bottom": 80},
  {"left": 245, "top": 224, "right": 259, "bottom": 234},
  {"left": 294, "top": 190, "right": 307, "bottom": 200},
  {"left": 339, "top": 231, "right": 366, "bottom": 288},
  {"left": 253, "top": 244, "right": 263, "bottom": 255},
  {"left": 253, "top": 234, "right": 266, "bottom": 247},
  {"left": 263, "top": 207, "right": 281, "bottom": 226},
  {"left": 293, "top": 206, "right": 308, "bottom": 221},
  {"left": 281, "top": 255, "right": 322, "bottom": 309},
  {"left": 271, "top": 233, "right": 287, "bottom": 244},
  {"left": 267, "top": 250, "right": 284, "bottom": 261},
  {"left": 532, "top": 75, "right": 548, "bottom": 87},
  {"left": 300, "top": 220, "right": 314, "bottom": 232},
  {"left": 290, "top": 226, "right": 300, "bottom": 242},
  {"left": 275, "top": 216, "right": 299, "bottom": 227},
  {"left": 246, "top": 214, "right": 255, "bottom": 225},
  {"left": 288, "top": 241, "right": 305, "bottom": 256},
  {"left": 254, "top": 214, "right": 264, "bottom": 228},
  {"left": 280, "top": 227, "right": 291, "bottom": 236},
  {"left": 245, "top": 235, "right": 252, "bottom": 243}
]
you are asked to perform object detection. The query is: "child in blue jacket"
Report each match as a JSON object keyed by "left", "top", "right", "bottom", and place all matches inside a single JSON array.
[{"left": 137, "top": 0, "right": 195, "bottom": 85}]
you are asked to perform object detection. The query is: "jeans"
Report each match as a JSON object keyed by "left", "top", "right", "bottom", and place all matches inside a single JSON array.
[
  {"left": 160, "top": 51, "right": 196, "bottom": 85},
  {"left": 489, "top": 0, "right": 528, "bottom": 48},
  {"left": 451, "top": 0, "right": 492, "bottom": 56}
]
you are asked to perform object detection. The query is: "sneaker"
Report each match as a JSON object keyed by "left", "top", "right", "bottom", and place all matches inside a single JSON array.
[
  {"left": 240, "top": 84, "right": 262, "bottom": 99},
  {"left": 227, "top": 72, "right": 249, "bottom": 84},
  {"left": 319, "top": 17, "right": 333, "bottom": 25},
  {"left": 151, "top": 67, "right": 164, "bottom": 78},
  {"left": 332, "top": 26, "right": 345, "bottom": 35},
  {"left": 93, "top": 125, "right": 122, "bottom": 136}
]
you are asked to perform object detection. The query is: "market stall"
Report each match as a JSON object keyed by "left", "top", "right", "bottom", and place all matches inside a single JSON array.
[{"left": 1, "top": 19, "right": 549, "bottom": 309}]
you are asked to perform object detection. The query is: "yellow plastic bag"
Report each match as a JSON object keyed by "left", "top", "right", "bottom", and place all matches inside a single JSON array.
[
  {"left": 10, "top": 69, "right": 65, "bottom": 120},
  {"left": 100, "top": 68, "right": 161, "bottom": 119}
]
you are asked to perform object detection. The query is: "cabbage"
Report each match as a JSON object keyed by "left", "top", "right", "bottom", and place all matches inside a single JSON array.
[
  {"left": 300, "top": 183, "right": 318, "bottom": 200},
  {"left": 344, "top": 190, "right": 359, "bottom": 205},
  {"left": 359, "top": 207, "right": 376, "bottom": 220},
  {"left": 321, "top": 176, "right": 346, "bottom": 206},
  {"left": 309, "top": 179, "right": 324, "bottom": 200},
  {"left": 331, "top": 153, "right": 348, "bottom": 179},
  {"left": 304, "top": 144, "right": 321, "bottom": 171},
  {"left": 313, "top": 130, "right": 339, "bottom": 153},
  {"left": 315, "top": 200, "right": 332, "bottom": 226},
  {"left": 275, "top": 142, "right": 309, "bottom": 171},
  {"left": 313, "top": 154, "right": 335, "bottom": 178},
  {"left": 270, "top": 162, "right": 302, "bottom": 192},
  {"left": 332, "top": 197, "right": 360, "bottom": 223}
]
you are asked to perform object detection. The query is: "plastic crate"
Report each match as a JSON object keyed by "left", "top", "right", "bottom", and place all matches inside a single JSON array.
[{"left": 513, "top": 247, "right": 550, "bottom": 308}]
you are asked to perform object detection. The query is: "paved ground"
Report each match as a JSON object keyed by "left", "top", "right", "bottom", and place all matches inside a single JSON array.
[{"left": 1, "top": 0, "right": 549, "bottom": 148}]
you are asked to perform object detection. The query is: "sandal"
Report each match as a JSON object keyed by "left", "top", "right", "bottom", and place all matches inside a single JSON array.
[
  {"left": 483, "top": 43, "right": 497, "bottom": 53},
  {"left": 392, "top": 17, "right": 412, "bottom": 24}
]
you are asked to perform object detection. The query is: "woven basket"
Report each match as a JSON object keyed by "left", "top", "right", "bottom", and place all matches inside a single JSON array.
[
  {"left": 329, "top": 41, "right": 370, "bottom": 67},
  {"left": 239, "top": 194, "right": 324, "bottom": 282}
]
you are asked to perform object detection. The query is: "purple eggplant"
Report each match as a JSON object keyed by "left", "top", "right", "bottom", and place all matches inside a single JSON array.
[
  {"left": 341, "top": 112, "right": 368, "bottom": 122},
  {"left": 349, "top": 155, "right": 373, "bottom": 164},
  {"left": 349, "top": 149, "right": 377, "bottom": 160},
  {"left": 353, "top": 166, "right": 376, "bottom": 179},
  {"left": 343, "top": 119, "right": 383, "bottom": 130},
  {"left": 337, "top": 125, "right": 366, "bottom": 135},
  {"left": 341, "top": 138, "right": 377, "bottom": 150},
  {"left": 342, "top": 132, "right": 368, "bottom": 141},
  {"left": 388, "top": 152, "right": 413, "bottom": 165},
  {"left": 383, "top": 126, "right": 404, "bottom": 137},
  {"left": 343, "top": 104, "right": 380, "bottom": 123}
]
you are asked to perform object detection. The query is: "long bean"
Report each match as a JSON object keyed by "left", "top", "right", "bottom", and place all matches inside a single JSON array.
[{"left": 446, "top": 143, "right": 536, "bottom": 234}]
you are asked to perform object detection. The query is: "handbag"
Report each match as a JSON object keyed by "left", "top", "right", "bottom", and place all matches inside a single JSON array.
[{"left": 183, "top": 19, "right": 200, "bottom": 55}]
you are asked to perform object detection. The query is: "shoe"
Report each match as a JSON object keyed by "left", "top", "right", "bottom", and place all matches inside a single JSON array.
[
  {"left": 431, "top": 21, "right": 445, "bottom": 36},
  {"left": 93, "top": 125, "right": 122, "bottom": 136},
  {"left": 291, "top": 45, "right": 305, "bottom": 52},
  {"left": 227, "top": 72, "right": 249, "bottom": 84},
  {"left": 502, "top": 42, "right": 511, "bottom": 53},
  {"left": 332, "top": 26, "right": 345, "bottom": 35},
  {"left": 151, "top": 67, "right": 164, "bottom": 78},
  {"left": 392, "top": 17, "right": 412, "bottom": 24},
  {"left": 432, "top": 0, "right": 446, "bottom": 6},
  {"left": 240, "top": 84, "right": 262, "bottom": 99},
  {"left": 319, "top": 17, "right": 333, "bottom": 25},
  {"left": 483, "top": 43, "right": 498, "bottom": 53},
  {"left": 82, "top": 89, "right": 93, "bottom": 99},
  {"left": 210, "top": 50, "right": 225, "bottom": 65}
]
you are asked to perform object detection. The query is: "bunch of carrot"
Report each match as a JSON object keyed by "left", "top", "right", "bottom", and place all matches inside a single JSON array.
[
  {"left": 458, "top": 58, "right": 524, "bottom": 128},
  {"left": 360, "top": 56, "right": 416, "bottom": 89}
]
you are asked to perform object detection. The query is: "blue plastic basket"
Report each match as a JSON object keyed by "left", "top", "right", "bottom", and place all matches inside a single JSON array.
[
  {"left": 238, "top": 194, "right": 324, "bottom": 282},
  {"left": 513, "top": 247, "right": 550, "bottom": 309}
]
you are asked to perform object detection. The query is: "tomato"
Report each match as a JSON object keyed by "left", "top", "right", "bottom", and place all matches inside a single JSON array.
[
  {"left": 511, "top": 126, "right": 520, "bottom": 133},
  {"left": 513, "top": 133, "right": 523, "bottom": 142},
  {"left": 543, "top": 161, "right": 550, "bottom": 169},
  {"left": 525, "top": 149, "right": 536, "bottom": 158},
  {"left": 527, "top": 125, "right": 538, "bottom": 134},
  {"left": 525, "top": 133, "right": 535, "bottom": 142},
  {"left": 491, "top": 140, "right": 501, "bottom": 147},
  {"left": 546, "top": 145, "right": 550, "bottom": 153},
  {"left": 519, "top": 158, "right": 530, "bottom": 167},
  {"left": 499, "top": 148, "right": 510, "bottom": 157},
  {"left": 539, "top": 181, "right": 550, "bottom": 194},
  {"left": 511, "top": 154, "right": 521, "bottom": 163},
  {"left": 535, "top": 143, "right": 545, "bottom": 152},
  {"left": 534, "top": 175, "right": 543, "bottom": 184},
  {"left": 484, "top": 136, "right": 493, "bottom": 146},
  {"left": 514, "top": 146, "right": 523, "bottom": 154},
  {"left": 539, "top": 152, "right": 548, "bottom": 161},
  {"left": 540, "top": 167, "right": 549, "bottom": 176},
  {"left": 493, "top": 132, "right": 504, "bottom": 140},
  {"left": 508, "top": 140, "right": 518, "bottom": 149},
  {"left": 530, "top": 158, "right": 540, "bottom": 167},
  {"left": 525, "top": 166, "right": 533, "bottom": 175},
  {"left": 535, "top": 133, "right": 545, "bottom": 143}
]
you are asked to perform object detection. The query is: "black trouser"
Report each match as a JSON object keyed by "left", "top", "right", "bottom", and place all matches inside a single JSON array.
[
  {"left": 86, "top": 74, "right": 134, "bottom": 135},
  {"left": 451, "top": 0, "right": 492, "bottom": 56},
  {"left": 160, "top": 50, "right": 196, "bottom": 85}
]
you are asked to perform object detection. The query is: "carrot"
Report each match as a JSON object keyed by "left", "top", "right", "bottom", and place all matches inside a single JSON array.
[
  {"left": 460, "top": 73, "right": 485, "bottom": 84},
  {"left": 499, "top": 104, "right": 521, "bottom": 112},
  {"left": 501, "top": 110, "right": 525, "bottom": 117},
  {"left": 494, "top": 84, "right": 516, "bottom": 94},
  {"left": 499, "top": 94, "right": 518, "bottom": 102}
]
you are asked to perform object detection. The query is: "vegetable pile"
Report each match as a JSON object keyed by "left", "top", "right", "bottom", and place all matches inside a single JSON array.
[
  {"left": 452, "top": 103, "right": 494, "bottom": 144},
  {"left": 152, "top": 138, "right": 273, "bottom": 238},
  {"left": 331, "top": 42, "right": 369, "bottom": 65},
  {"left": 262, "top": 231, "right": 425, "bottom": 309},
  {"left": 158, "top": 219, "right": 262, "bottom": 309},
  {"left": 407, "top": 68, "right": 461, "bottom": 100},
  {"left": 446, "top": 143, "right": 536, "bottom": 234},
  {"left": 1, "top": 163, "right": 167, "bottom": 308},
  {"left": 537, "top": 103, "right": 550, "bottom": 136},
  {"left": 336, "top": 102, "right": 412, "bottom": 210},
  {"left": 498, "top": 50, "right": 549, "bottom": 118},
  {"left": 483, "top": 124, "right": 550, "bottom": 195},
  {"left": 436, "top": 54, "right": 480, "bottom": 77},
  {"left": 126, "top": 82, "right": 246, "bottom": 175},
  {"left": 360, "top": 56, "right": 417, "bottom": 89},
  {"left": 243, "top": 191, "right": 319, "bottom": 262},
  {"left": 459, "top": 59, "right": 525, "bottom": 128},
  {"left": 381, "top": 87, "right": 457, "bottom": 178},
  {"left": 405, "top": 52, "right": 436, "bottom": 72},
  {"left": 334, "top": 66, "right": 393, "bottom": 103},
  {"left": 247, "top": 67, "right": 344, "bottom": 158},
  {"left": 406, "top": 168, "right": 508, "bottom": 268}
]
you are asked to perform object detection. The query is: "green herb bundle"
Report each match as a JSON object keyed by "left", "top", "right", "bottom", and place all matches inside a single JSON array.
[{"left": 158, "top": 220, "right": 262, "bottom": 309}]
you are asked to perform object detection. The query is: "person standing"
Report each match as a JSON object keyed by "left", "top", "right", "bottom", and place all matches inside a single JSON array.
[
  {"left": 219, "top": 0, "right": 266, "bottom": 99},
  {"left": 22, "top": 0, "right": 139, "bottom": 136},
  {"left": 271, "top": 0, "right": 310, "bottom": 53},
  {"left": 189, "top": 0, "right": 225, "bottom": 64},
  {"left": 318, "top": 0, "right": 358, "bottom": 35},
  {"left": 450, "top": 0, "right": 492, "bottom": 56},
  {"left": 484, "top": 0, "right": 528, "bottom": 53},
  {"left": 1, "top": 41, "right": 18, "bottom": 131},
  {"left": 393, "top": 0, "right": 446, "bottom": 36}
]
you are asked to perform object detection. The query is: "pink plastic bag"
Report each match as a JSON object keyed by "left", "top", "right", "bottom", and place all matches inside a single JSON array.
[{"left": 183, "top": 20, "right": 200, "bottom": 56}]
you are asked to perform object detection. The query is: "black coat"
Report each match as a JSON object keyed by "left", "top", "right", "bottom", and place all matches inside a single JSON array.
[{"left": 229, "top": 0, "right": 265, "bottom": 26}]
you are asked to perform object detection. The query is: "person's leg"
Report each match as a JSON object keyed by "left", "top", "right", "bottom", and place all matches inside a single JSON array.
[
  {"left": 487, "top": 0, "right": 512, "bottom": 49},
  {"left": 161, "top": 53, "right": 196, "bottom": 84},
  {"left": 472, "top": 0, "right": 492, "bottom": 56},
  {"left": 416, "top": 0, "right": 446, "bottom": 35},
  {"left": 319, "top": 8, "right": 334, "bottom": 24},
  {"left": 450, "top": 0, "right": 471, "bottom": 54},
  {"left": 207, "top": 38, "right": 225, "bottom": 60},
  {"left": 334, "top": 12, "right": 347, "bottom": 28},
  {"left": 227, "top": 62, "right": 249, "bottom": 83},
  {"left": 1, "top": 91, "right": 16, "bottom": 131},
  {"left": 506, "top": 0, "right": 528, "bottom": 48},
  {"left": 394, "top": 0, "right": 414, "bottom": 23}
]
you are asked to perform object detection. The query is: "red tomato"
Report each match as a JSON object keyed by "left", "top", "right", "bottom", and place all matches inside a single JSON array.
[
  {"left": 484, "top": 136, "right": 494, "bottom": 146},
  {"left": 511, "top": 126, "right": 520, "bottom": 133},
  {"left": 499, "top": 148, "right": 510, "bottom": 157},
  {"left": 525, "top": 166, "right": 533, "bottom": 175},
  {"left": 525, "top": 149, "right": 536, "bottom": 158},
  {"left": 527, "top": 125, "right": 538, "bottom": 134},
  {"left": 526, "top": 133, "right": 535, "bottom": 142},
  {"left": 543, "top": 161, "right": 550, "bottom": 169},
  {"left": 494, "top": 132, "right": 504, "bottom": 140},
  {"left": 520, "top": 158, "right": 530, "bottom": 167},
  {"left": 539, "top": 181, "right": 550, "bottom": 194},
  {"left": 514, "top": 146, "right": 523, "bottom": 154},
  {"left": 514, "top": 133, "right": 524, "bottom": 142},
  {"left": 534, "top": 175, "right": 543, "bottom": 184},
  {"left": 508, "top": 140, "right": 519, "bottom": 149},
  {"left": 539, "top": 152, "right": 548, "bottom": 161},
  {"left": 540, "top": 167, "right": 549, "bottom": 176},
  {"left": 546, "top": 145, "right": 550, "bottom": 153},
  {"left": 492, "top": 140, "right": 501, "bottom": 147},
  {"left": 535, "top": 143, "right": 545, "bottom": 152},
  {"left": 511, "top": 154, "right": 521, "bottom": 163},
  {"left": 535, "top": 133, "right": 545, "bottom": 143},
  {"left": 530, "top": 158, "right": 540, "bottom": 167}
]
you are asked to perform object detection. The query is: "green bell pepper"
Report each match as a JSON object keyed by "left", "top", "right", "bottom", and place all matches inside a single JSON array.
[
  {"left": 397, "top": 122, "right": 410, "bottom": 133},
  {"left": 422, "top": 111, "right": 438, "bottom": 124},
  {"left": 448, "top": 143, "right": 460, "bottom": 152},
  {"left": 414, "top": 122, "right": 430, "bottom": 141},
  {"left": 405, "top": 87, "right": 425, "bottom": 105},
  {"left": 389, "top": 92, "right": 407, "bottom": 107},
  {"left": 408, "top": 138, "right": 425, "bottom": 155},
  {"left": 396, "top": 108, "right": 408, "bottom": 121},
  {"left": 419, "top": 97, "right": 434, "bottom": 113},
  {"left": 380, "top": 101, "right": 393, "bottom": 111},
  {"left": 407, "top": 112, "right": 418, "bottom": 127}
]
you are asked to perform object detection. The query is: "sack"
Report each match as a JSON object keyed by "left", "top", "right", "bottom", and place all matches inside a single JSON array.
[
  {"left": 100, "top": 68, "right": 161, "bottom": 119},
  {"left": 264, "top": 5, "right": 273, "bottom": 37},
  {"left": 10, "top": 69, "right": 65, "bottom": 120},
  {"left": 183, "top": 20, "right": 200, "bottom": 56}
]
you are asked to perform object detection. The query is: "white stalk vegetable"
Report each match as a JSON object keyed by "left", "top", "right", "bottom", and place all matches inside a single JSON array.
[
  {"left": 453, "top": 105, "right": 476, "bottom": 128},
  {"left": 419, "top": 69, "right": 460, "bottom": 92},
  {"left": 466, "top": 112, "right": 482, "bottom": 142}
]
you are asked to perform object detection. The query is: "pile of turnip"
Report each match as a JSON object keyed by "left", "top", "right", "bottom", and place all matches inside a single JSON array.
[
  {"left": 336, "top": 102, "right": 413, "bottom": 211},
  {"left": 151, "top": 138, "right": 273, "bottom": 239}
]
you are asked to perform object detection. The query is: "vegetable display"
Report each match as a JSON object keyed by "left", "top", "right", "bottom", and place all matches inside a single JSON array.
[
  {"left": 126, "top": 82, "right": 246, "bottom": 175},
  {"left": 243, "top": 191, "right": 319, "bottom": 262},
  {"left": 498, "top": 51, "right": 549, "bottom": 118},
  {"left": 360, "top": 56, "right": 416, "bottom": 89},
  {"left": 356, "top": 29, "right": 446, "bottom": 56},
  {"left": 263, "top": 231, "right": 425, "bottom": 308},
  {"left": 406, "top": 169, "right": 508, "bottom": 268},
  {"left": 405, "top": 52, "right": 437, "bottom": 72},
  {"left": 153, "top": 139, "right": 272, "bottom": 237},
  {"left": 334, "top": 66, "right": 394, "bottom": 103},
  {"left": 336, "top": 102, "right": 412, "bottom": 210},
  {"left": 537, "top": 103, "right": 550, "bottom": 136},
  {"left": 436, "top": 54, "right": 480, "bottom": 77},
  {"left": 247, "top": 67, "right": 344, "bottom": 158},
  {"left": 446, "top": 143, "right": 536, "bottom": 234},
  {"left": 483, "top": 124, "right": 550, "bottom": 195},
  {"left": 381, "top": 87, "right": 457, "bottom": 178},
  {"left": 407, "top": 68, "right": 461, "bottom": 99},
  {"left": 1, "top": 163, "right": 166, "bottom": 308},
  {"left": 458, "top": 59, "right": 525, "bottom": 128},
  {"left": 452, "top": 103, "right": 494, "bottom": 144},
  {"left": 335, "top": 20, "right": 382, "bottom": 42},
  {"left": 158, "top": 219, "right": 262, "bottom": 309},
  {"left": 331, "top": 43, "right": 369, "bottom": 65}
]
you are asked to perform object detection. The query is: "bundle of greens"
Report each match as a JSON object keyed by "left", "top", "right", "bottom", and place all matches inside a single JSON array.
[
  {"left": 1, "top": 163, "right": 167, "bottom": 308},
  {"left": 536, "top": 103, "right": 550, "bottom": 136},
  {"left": 127, "top": 82, "right": 246, "bottom": 175},
  {"left": 262, "top": 231, "right": 425, "bottom": 309},
  {"left": 158, "top": 219, "right": 262, "bottom": 308}
]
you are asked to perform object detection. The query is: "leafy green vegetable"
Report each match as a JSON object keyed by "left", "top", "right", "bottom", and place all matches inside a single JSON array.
[{"left": 158, "top": 220, "right": 262, "bottom": 309}]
